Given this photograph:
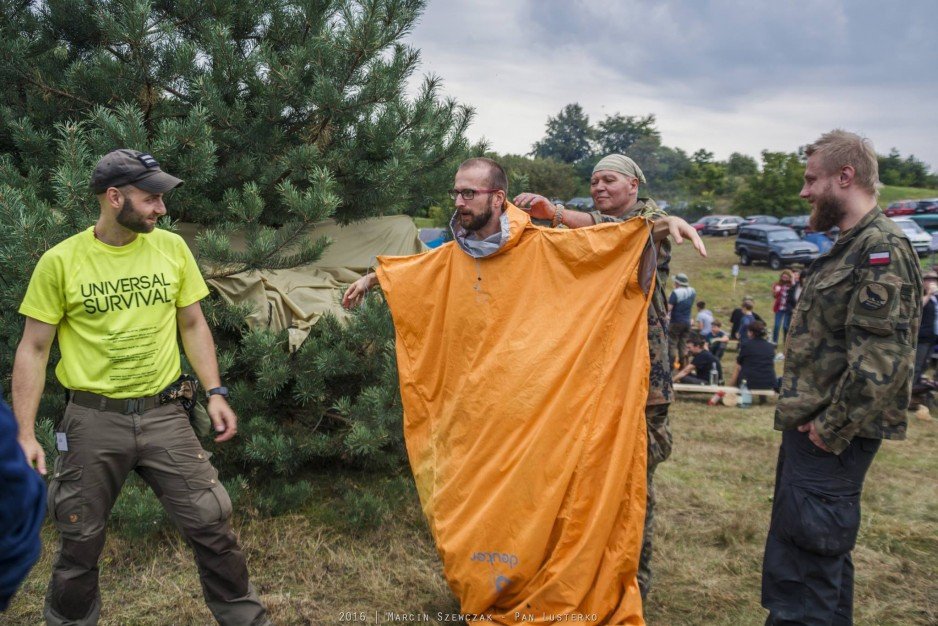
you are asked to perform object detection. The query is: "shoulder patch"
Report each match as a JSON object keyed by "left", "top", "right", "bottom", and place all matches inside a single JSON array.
[
  {"left": 867, "top": 250, "right": 890, "bottom": 266},
  {"left": 850, "top": 279, "right": 899, "bottom": 333},
  {"left": 859, "top": 282, "right": 889, "bottom": 310}
]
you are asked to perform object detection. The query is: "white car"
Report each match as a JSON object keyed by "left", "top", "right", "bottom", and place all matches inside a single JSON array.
[{"left": 891, "top": 217, "right": 932, "bottom": 255}]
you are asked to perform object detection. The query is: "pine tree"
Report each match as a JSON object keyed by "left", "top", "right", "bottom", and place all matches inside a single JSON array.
[{"left": 0, "top": 0, "right": 472, "bottom": 512}]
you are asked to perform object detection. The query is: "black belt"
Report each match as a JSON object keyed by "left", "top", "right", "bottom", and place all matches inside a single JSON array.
[{"left": 69, "top": 390, "right": 164, "bottom": 414}]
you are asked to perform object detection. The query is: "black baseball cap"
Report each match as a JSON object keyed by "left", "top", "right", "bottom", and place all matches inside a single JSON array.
[{"left": 90, "top": 149, "right": 183, "bottom": 194}]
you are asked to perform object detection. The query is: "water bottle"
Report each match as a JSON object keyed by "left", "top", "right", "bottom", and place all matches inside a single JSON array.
[
  {"left": 709, "top": 362, "right": 719, "bottom": 386},
  {"left": 739, "top": 379, "right": 752, "bottom": 408}
]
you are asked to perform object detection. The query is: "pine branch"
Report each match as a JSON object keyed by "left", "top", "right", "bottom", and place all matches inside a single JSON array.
[{"left": 18, "top": 71, "right": 96, "bottom": 108}]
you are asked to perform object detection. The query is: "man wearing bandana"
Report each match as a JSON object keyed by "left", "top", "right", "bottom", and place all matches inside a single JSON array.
[{"left": 515, "top": 153, "right": 679, "bottom": 601}]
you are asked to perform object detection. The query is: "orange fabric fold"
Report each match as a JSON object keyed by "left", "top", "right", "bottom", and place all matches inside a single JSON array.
[{"left": 377, "top": 204, "right": 651, "bottom": 625}]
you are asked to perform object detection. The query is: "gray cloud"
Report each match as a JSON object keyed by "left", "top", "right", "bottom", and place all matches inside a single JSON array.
[
  {"left": 524, "top": 0, "right": 936, "bottom": 100},
  {"left": 407, "top": 0, "right": 938, "bottom": 167}
]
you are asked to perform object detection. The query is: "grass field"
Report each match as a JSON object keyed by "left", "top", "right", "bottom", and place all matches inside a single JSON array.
[
  {"left": 879, "top": 185, "right": 938, "bottom": 206},
  {"left": 6, "top": 237, "right": 937, "bottom": 625}
]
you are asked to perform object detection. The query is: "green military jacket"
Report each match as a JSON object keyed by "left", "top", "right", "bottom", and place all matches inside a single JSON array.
[
  {"left": 590, "top": 198, "right": 672, "bottom": 406},
  {"left": 776, "top": 207, "right": 922, "bottom": 454}
]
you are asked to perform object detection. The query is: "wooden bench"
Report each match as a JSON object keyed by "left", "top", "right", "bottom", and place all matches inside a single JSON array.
[{"left": 673, "top": 383, "right": 776, "bottom": 406}]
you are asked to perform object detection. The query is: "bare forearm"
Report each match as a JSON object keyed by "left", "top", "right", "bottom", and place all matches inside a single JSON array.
[
  {"left": 180, "top": 321, "right": 222, "bottom": 390},
  {"left": 560, "top": 209, "right": 595, "bottom": 228},
  {"left": 11, "top": 343, "right": 50, "bottom": 439},
  {"left": 729, "top": 364, "right": 741, "bottom": 387},
  {"left": 674, "top": 365, "right": 694, "bottom": 381}
]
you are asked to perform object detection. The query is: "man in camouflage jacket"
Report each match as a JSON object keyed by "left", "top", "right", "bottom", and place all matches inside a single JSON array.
[
  {"left": 515, "top": 153, "right": 703, "bottom": 600},
  {"left": 762, "top": 130, "right": 922, "bottom": 625}
]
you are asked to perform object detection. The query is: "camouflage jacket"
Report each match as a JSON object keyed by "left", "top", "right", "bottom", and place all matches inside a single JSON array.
[
  {"left": 591, "top": 198, "right": 672, "bottom": 406},
  {"left": 775, "top": 207, "right": 922, "bottom": 453}
]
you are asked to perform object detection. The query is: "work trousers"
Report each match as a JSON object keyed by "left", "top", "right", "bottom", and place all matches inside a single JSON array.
[
  {"left": 44, "top": 400, "right": 268, "bottom": 626},
  {"left": 668, "top": 322, "right": 690, "bottom": 370},
  {"left": 762, "top": 428, "right": 880, "bottom": 626},
  {"left": 913, "top": 338, "right": 935, "bottom": 383},
  {"left": 638, "top": 403, "right": 672, "bottom": 600}
]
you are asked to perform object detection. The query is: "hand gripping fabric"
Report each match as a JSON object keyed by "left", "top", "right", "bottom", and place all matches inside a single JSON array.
[{"left": 377, "top": 204, "right": 652, "bottom": 625}]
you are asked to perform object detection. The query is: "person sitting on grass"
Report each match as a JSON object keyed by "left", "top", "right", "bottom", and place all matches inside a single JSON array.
[
  {"left": 708, "top": 320, "right": 729, "bottom": 359},
  {"left": 729, "top": 320, "right": 778, "bottom": 394},
  {"left": 673, "top": 336, "right": 721, "bottom": 385}
]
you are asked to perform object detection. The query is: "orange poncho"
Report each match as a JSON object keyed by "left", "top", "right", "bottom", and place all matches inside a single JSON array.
[{"left": 377, "top": 205, "right": 652, "bottom": 625}]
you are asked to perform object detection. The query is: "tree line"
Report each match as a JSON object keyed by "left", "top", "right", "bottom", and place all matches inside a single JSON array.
[{"left": 514, "top": 103, "right": 937, "bottom": 217}]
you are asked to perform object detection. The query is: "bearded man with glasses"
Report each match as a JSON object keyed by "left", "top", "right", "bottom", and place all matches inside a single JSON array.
[{"left": 339, "top": 157, "right": 705, "bottom": 622}]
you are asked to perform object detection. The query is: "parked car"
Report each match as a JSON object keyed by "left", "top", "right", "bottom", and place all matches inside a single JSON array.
[
  {"left": 885, "top": 200, "right": 917, "bottom": 216},
  {"left": 802, "top": 231, "right": 834, "bottom": 254},
  {"left": 735, "top": 225, "right": 820, "bottom": 269},
  {"left": 691, "top": 216, "right": 719, "bottom": 232},
  {"left": 891, "top": 217, "right": 932, "bottom": 255},
  {"left": 907, "top": 214, "right": 938, "bottom": 233},
  {"left": 565, "top": 197, "right": 594, "bottom": 211},
  {"left": 702, "top": 215, "right": 745, "bottom": 236},
  {"left": 778, "top": 215, "right": 810, "bottom": 236},
  {"left": 915, "top": 198, "right": 938, "bottom": 214},
  {"left": 744, "top": 215, "right": 780, "bottom": 225}
]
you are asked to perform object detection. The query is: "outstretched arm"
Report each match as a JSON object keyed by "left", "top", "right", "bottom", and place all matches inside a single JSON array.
[
  {"left": 343, "top": 272, "right": 378, "bottom": 309},
  {"left": 652, "top": 216, "right": 707, "bottom": 257},
  {"left": 512, "top": 193, "right": 595, "bottom": 228}
]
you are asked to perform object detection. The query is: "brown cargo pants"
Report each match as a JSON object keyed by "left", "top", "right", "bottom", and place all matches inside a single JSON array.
[{"left": 43, "top": 399, "right": 269, "bottom": 626}]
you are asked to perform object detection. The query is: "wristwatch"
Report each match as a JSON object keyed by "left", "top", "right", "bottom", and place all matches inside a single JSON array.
[{"left": 207, "top": 386, "right": 229, "bottom": 399}]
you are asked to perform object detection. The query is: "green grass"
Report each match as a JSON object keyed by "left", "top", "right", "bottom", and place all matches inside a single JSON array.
[
  {"left": 5, "top": 237, "right": 936, "bottom": 625},
  {"left": 8, "top": 398, "right": 934, "bottom": 624},
  {"left": 879, "top": 185, "right": 938, "bottom": 205}
]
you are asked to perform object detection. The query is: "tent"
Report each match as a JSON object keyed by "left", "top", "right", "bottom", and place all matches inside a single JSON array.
[{"left": 177, "top": 215, "right": 427, "bottom": 350}]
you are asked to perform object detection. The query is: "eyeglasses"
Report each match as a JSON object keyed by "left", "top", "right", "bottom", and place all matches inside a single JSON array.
[{"left": 448, "top": 188, "right": 500, "bottom": 200}]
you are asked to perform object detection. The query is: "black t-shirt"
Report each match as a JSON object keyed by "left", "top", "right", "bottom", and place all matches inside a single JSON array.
[
  {"left": 736, "top": 338, "right": 777, "bottom": 390},
  {"left": 691, "top": 349, "right": 720, "bottom": 381}
]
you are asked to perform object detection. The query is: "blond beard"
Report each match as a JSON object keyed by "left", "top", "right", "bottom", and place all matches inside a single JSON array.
[{"left": 809, "top": 187, "right": 845, "bottom": 233}]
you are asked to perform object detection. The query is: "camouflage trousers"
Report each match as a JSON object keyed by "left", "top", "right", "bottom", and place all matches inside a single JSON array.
[{"left": 638, "top": 403, "right": 672, "bottom": 600}]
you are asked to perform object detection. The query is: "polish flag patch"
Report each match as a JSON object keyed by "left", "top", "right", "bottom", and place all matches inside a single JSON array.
[{"left": 868, "top": 251, "right": 891, "bottom": 266}]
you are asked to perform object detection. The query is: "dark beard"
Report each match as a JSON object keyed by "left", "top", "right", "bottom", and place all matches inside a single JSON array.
[
  {"left": 464, "top": 202, "right": 494, "bottom": 234},
  {"left": 116, "top": 196, "right": 155, "bottom": 233},
  {"left": 809, "top": 191, "right": 844, "bottom": 233}
]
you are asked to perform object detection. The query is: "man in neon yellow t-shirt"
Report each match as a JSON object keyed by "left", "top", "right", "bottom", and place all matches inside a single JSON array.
[{"left": 12, "top": 149, "right": 269, "bottom": 626}]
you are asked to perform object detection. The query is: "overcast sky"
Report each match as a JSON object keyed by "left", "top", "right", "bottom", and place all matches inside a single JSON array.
[{"left": 405, "top": 0, "right": 938, "bottom": 170}]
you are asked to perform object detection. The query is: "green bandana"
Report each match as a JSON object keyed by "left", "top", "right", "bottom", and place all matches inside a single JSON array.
[{"left": 592, "top": 154, "right": 646, "bottom": 184}]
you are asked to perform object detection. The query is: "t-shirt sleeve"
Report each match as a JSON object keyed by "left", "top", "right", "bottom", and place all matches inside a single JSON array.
[
  {"left": 668, "top": 292, "right": 676, "bottom": 306},
  {"left": 18, "top": 253, "right": 65, "bottom": 325},
  {"left": 175, "top": 238, "right": 210, "bottom": 307}
]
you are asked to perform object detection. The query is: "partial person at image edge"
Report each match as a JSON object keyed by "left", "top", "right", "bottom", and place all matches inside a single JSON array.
[{"left": 0, "top": 385, "right": 46, "bottom": 611}]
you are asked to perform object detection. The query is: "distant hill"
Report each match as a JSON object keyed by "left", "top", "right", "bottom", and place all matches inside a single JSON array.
[{"left": 880, "top": 185, "right": 938, "bottom": 205}]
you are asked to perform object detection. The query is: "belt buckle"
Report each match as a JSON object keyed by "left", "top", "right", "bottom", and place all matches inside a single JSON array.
[{"left": 124, "top": 398, "right": 140, "bottom": 414}]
